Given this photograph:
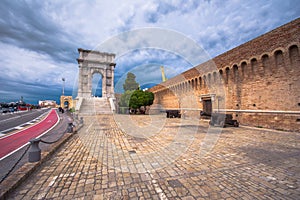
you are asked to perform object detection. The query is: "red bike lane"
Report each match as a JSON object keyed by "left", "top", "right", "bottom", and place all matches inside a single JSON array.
[{"left": 0, "top": 109, "right": 59, "bottom": 160}]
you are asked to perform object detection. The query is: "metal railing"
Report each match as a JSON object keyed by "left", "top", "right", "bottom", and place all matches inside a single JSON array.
[{"left": 0, "top": 117, "right": 84, "bottom": 185}]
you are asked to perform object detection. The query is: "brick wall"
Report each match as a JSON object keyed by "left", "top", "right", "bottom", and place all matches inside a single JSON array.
[{"left": 149, "top": 18, "right": 300, "bottom": 132}]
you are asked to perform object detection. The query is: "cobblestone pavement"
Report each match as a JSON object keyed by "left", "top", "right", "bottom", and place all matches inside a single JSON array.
[{"left": 8, "top": 114, "right": 300, "bottom": 199}]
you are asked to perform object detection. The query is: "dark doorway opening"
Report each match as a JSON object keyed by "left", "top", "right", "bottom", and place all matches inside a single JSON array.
[
  {"left": 202, "top": 99, "right": 212, "bottom": 116},
  {"left": 64, "top": 101, "right": 69, "bottom": 109}
]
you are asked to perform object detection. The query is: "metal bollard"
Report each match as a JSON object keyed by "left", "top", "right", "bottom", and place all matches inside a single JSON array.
[
  {"left": 28, "top": 138, "right": 41, "bottom": 162},
  {"left": 80, "top": 117, "right": 84, "bottom": 124},
  {"left": 67, "top": 122, "right": 74, "bottom": 133}
]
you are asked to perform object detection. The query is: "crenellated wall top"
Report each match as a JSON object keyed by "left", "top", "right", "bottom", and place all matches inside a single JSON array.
[{"left": 150, "top": 18, "right": 300, "bottom": 93}]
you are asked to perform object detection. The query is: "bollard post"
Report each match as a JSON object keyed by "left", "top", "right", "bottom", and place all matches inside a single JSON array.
[
  {"left": 80, "top": 117, "right": 84, "bottom": 124},
  {"left": 67, "top": 122, "right": 74, "bottom": 133},
  {"left": 73, "top": 121, "right": 78, "bottom": 133},
  {"left": 28, "top": 138, "right": 41, "bottom": 162}
]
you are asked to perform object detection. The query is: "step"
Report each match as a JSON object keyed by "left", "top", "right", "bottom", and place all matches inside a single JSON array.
[{"left": 79, "top": 97, "right": 113, "bottom": 115}]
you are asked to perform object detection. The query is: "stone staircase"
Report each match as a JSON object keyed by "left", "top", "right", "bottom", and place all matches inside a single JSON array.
[{"left": 79, "top": 98, "right": 112, "bottom": 115}]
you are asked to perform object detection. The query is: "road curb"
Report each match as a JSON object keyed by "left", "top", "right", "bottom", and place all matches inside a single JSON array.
[{"left": 0, "top": 132, "right": 74, "bottom": 200}]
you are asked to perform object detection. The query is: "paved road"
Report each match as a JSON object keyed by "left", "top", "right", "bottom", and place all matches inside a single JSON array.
[
  {"left": 0, "top": 109, "right": 59, "bottom": 159},
  {"left": 7, "top": 114, "right": 300, "bottom": 199},
  {"left": 0, "top": 108, "right": 50, "bottom": 133},
  {"left": 0, "top": 111, "right": 73, "bottom": 184}
]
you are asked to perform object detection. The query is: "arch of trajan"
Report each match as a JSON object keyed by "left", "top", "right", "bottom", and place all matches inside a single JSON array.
[
  {"left": 76, "top": 48, "right": 116, "bottom": 114},
  {"left": 77, "top": 48, "right": 116, "bottom": 98},
  {"left": 149, "top": 18, "right": 300, "bottom": 131}
]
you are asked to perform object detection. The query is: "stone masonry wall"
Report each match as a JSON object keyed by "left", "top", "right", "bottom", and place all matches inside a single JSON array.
[{"left": 149, "top": 18, "right": 300, "bottom": 131}]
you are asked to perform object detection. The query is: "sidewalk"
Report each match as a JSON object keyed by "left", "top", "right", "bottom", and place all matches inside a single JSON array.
[{"left": 7, "top": 114, "right": 300, "bottom": 199}]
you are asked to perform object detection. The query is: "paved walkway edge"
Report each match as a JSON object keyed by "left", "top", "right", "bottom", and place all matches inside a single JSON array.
[{"left": 0, "top": 132, "right": 75, "bottom": 200}]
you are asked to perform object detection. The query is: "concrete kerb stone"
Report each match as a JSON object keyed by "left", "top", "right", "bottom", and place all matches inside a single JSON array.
[
  {"left": 239, "top": 124, "right": 299, "bottom": 133},
  {"left": 0, "top": 131, "right": 75, "bottom": 200}
]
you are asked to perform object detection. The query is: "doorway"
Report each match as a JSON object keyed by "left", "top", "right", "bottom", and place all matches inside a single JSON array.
[{"left": 203, "top": 99, "right": 212, "bottom": 116}]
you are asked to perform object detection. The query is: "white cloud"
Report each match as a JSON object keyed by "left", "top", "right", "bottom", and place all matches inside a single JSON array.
[
  {"left": 0, "top": 0, "right": 299, "bottom": 102},
  {"left": 33, "top": 0, "right": 300, "bottom": 57},
  {"left": 0, "top": 42, "right": 77, "bottom": 88}
]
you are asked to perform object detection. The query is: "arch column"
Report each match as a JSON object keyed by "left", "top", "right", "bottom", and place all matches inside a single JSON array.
[
  {"left": 77, "top": 63, "right": 83, "bottom": 97},
  {"left": 88, "top": 72, "right": 92, "bottom": 97}
]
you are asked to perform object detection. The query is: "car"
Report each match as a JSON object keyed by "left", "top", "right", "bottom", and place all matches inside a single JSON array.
[
  {"left": 166, "top": 110, "right": 181, "bottom": 118},
  {"left": 1, "top": 107, "right": 9, "bottom": 113},
  {"left": 9, "top": 107, "right": 15, "bottom": 113}
]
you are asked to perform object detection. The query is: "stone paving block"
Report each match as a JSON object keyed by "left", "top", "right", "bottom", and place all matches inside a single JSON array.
[{"left": 4, "top": 115, "right": 300, "bottom": 199}]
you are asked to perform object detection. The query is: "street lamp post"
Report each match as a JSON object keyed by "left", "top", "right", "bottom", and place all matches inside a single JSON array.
[{"left": 62, "top": 78, "right": 65, "bottom": 96}]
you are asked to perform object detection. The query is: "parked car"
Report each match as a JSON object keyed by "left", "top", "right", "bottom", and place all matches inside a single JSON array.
[
  {"left": 166, "top": 110, "right": 181, "bottom": 118},
  {"left": 1, "top": 108, "right": 9, "bottom": 113}
]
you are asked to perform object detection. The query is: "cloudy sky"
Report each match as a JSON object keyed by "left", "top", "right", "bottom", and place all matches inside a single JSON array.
[{"left": 0, "top": 0, "right": 299, "bottom": 104}]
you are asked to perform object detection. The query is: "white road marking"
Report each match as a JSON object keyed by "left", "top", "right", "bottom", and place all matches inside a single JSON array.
[
  {"left": 14, "top": 126, "right": 23, "bottom": 130},
  {"left": 0, "top": 109, "right": 61, "bottom": 161}
]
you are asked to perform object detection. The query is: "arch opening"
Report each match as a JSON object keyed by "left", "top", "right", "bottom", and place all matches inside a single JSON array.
[
  {"left": 64, "top": 101, "right": 69, "bottom": 109},
  {"left": 250, "top": 58, "right": 257, "bottom": 74},
  {"left": 289, "top": 45, "right": 299, "bottom": 67},
  {"left": 262, "top": 54, "right": 269, "bottom": 67},
  {"left": 241, "top": 62, "right": 247, "bottom": 79},
  {"left": 92, "top": 73, "right": 103, "bottom": 97},
  {"left": 274, "top": 50, "right": 284, "bottom": 68},
  {"left": 225, "top": 67, "right": 230, "bottom": 84},
  {"left": 233, "top": 65, "right": 238, "bottom": 82}
]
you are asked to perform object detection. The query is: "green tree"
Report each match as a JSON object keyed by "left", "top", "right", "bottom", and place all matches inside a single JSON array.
[
  {"left": 123, "top": 72, "right": 139, "bottom": 91},
  {"left": 144, "top": 91, "right": 154, "bottom": 106},
  {"left": 130, "top": 90, "right": 144, "bottom": 109},
  {"left": 128, "top": 90, "right": 155, "bottom": 113},
  {"left": 119, "top": 72, "right": 154, "bottom": 114}
]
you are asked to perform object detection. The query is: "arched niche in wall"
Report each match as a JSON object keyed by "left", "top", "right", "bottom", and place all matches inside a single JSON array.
[
  {"left": 233, "top": 64, "right": 239, "bottom": 82},
  {"left": 289, "top": 45, "right": 299, "bottom": 68},
  {"left": 274, "top": 49, "right": 284, "bottom": 68}
]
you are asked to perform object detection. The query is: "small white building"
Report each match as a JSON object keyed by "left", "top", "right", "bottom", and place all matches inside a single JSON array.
[{"left": 39, "top": 100, "right": 57, "bottom": 108}]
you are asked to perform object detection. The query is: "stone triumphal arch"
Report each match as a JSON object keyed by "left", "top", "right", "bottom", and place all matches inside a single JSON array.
[{"left": 77, "top": 48, "right": 116, "bottom": 98}]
